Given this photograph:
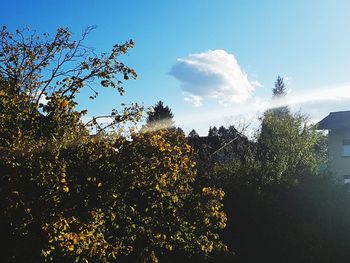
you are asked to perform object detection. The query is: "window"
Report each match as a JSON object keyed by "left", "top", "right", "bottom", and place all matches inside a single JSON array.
[
  {"left": 344, "top": 175, "right": 350, "bottom": 184},
  {"left": 342, "top": 140, "right": 350, "bottom": 157}
]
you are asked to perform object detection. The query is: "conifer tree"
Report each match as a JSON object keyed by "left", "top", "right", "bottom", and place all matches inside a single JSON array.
[
  {"left": 273, "top": 75, "right": 286, "bottom": 97},
  {"left": 146, "top": 101, "right": 174, "bottom": 128},
  {"left": 271, "top": 76, "right": 290, "bottom": 116},
  {"left": 188, "top": 129, "right": 200, "bottom": 138},
  {"left": 208, "top": 126, "right": 218, "bottom": 137}
]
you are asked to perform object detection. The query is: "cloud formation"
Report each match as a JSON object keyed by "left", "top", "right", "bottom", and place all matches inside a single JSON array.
[
  {"left": 183, "top": 93, "right": 203, "bottom": 107},
  {"left": 170, "top": 49, "right": 259, "bottom": 106}
]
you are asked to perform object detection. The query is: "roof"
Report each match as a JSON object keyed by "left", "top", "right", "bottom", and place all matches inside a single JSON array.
[{"left": 318, "top": 111, "right": 350, "bottom": 130}]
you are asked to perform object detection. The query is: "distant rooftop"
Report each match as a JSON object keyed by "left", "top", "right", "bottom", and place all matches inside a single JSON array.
[{"left": 318, "top": 111, "right": 350, "bottom": 130}]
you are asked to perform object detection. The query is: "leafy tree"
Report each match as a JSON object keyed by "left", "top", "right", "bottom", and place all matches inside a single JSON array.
[
  {"left": 185, "top": 79, "right": 331, "bottom": 263},
  {"left": 0, "top": 27, "right": 229, "bottom": 262},
  {"left": 203, "top": 113, "right": 328, "bottom": 263},
  {"left": 255, "top": 77, "right": 325, "bottom": 187},
  {"left": 257, "top": 111, "right": 326, "bottom": 187},
  {"left": 146, "top": 101, "right": 174, "bottom": 128},
  {"left": 41, "top": 128, "right": 229, "bottom": 262},
  {"left": 0, "top": 25, "right": 141, "bottom": 262}
]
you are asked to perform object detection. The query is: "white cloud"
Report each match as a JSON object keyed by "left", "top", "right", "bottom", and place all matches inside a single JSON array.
[
  {"left": 170, "top": 49, "right": 258, "bottom": 106},
  {"left": 183, "top": 93, "right": 203, "bottom": 107},
  {"left": 251, "top": 80, "right": 263, "bottom": 88},
  {"left": 38, "top": 93, "right": 49, "bottom": 105},
  {"left": 28, "top": 90, "right": 49, "bottom": 105}
]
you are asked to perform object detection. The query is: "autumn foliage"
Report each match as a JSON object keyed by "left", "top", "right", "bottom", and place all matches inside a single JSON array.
[{"left": 0, "top": 27, "right": 228, "bottom": 262}]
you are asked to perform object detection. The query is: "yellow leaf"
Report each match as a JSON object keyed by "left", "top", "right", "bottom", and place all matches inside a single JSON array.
[
  {"left": 67, "top": 245, "right": 74, "bottom": 251},
  {"left": 61, "top": 100, "right": 69, "bottom": 107}
]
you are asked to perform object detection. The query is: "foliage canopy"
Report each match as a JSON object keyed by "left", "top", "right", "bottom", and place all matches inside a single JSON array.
[{"left": 0, "top": 27, "right": 228, "bottom": 262}]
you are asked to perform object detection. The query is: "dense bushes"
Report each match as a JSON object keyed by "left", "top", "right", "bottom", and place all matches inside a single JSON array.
[
  {"left": 190, "top": 106, "right": 350, "bottom": 263},
  {"left": 0, "top": 27, "right": 229, "bottom": 262}
]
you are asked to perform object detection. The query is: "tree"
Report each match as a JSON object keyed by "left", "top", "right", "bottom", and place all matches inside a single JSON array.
[
  {"left": 272, "top": 75, "right": 286, "bottom": 97},
  {"left": 271, "top": 76, "right": 289, "bottom": 116},
  {"left": 0, "top": 25, "right": 142, "bottom": 262},
  {"left": 187, "top": 80, "right": 330, "bottom": 263},
  {"left": 0, "top": 27, "right": 229, "bottom": 262},
  {"left": 218, "top": 126, "right": 227, "bottom": 138},
  {"left": 208, "top": 126, "right": 218, "bottom": 137},
  {"left": 257, "top": 111, "right": 326, "bottom": 186},
  {"left": 203, "top": 113, "right": 328, "bottom": 263},
  {"left": 188, "top": 129, "right": 199, "bottom": 138},
  {"left": 146, "top": 101, "right": 174, "bottom": 128},
  {"left": 40, "top": 128, "right": 229, "bottom": 262},
  {"left": 254, "top": 76, "right": 326, "bottom": 186}
]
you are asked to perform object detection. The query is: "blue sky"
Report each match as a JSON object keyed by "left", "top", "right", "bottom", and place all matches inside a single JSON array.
[{"left": 2, "top": 0, "right": 350, "bottom": 134}]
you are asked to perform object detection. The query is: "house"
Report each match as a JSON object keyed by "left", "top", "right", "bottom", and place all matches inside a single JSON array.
[{"left": 318, "top": 111, "right": 350, "bottom": 183}]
